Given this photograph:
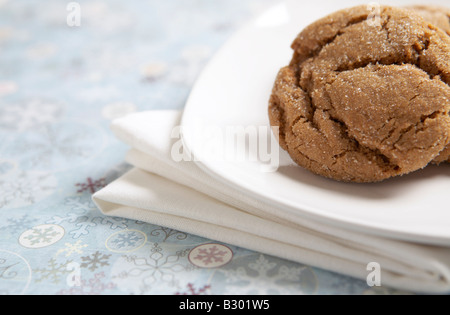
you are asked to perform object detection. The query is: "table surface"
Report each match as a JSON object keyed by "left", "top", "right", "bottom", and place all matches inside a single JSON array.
[{"left": 0, "top": 0, "right": 409, "bottom": 295}]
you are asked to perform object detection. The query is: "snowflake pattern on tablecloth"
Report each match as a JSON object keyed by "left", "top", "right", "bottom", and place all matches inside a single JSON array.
[
  {"left": 0, "top": 214, "right": 37, "bottom": 233},
  {"left": 76, "top": 177, "right": 106, "bottom": 194},
  {"left": 63, "top": 195, "right": 98, "bottom": 214},
  {"left": 56, "top": 240, "right": 88, "bottom": 258},
  {"left": 209, "top": 254, "right": 318, "bottom": 295},
  {"left": 175, "top": 283, "right": 211, "bottom": 295},
  {"left": 47, "top": 210, "right": 128, "bottom": 239},
  {"left": 111, "top": 243, "right": 192, "bottom": 294},
  {"left": 81, "top": 251, "right": 112, "bottom": 271},
  {"left": 188, "top": 244, "right": 233, "bottom": 268},
  {"left": 0, "top": 98, "right": 63, "bottom": 132},
  {"left": 57, "top": 272, "right": 116, "bottom": 295},
  {"left": 19, "top": 224, "right": 65, "bottom": 249},
  {"left": 34, "top": 258, "right": 73, "bottom": 284},
  {"left": 0, "top": 170, "right": 57, "bottom": 209},
  {"left": 9, "top": 122, "right": 105, "bottom": 171},
  {"left": 106, "top": 230, "right": 147, "bottom": 253}
]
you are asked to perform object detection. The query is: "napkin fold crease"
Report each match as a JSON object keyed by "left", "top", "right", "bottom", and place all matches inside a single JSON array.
[{"left": 93, "top": 110, "right": 450, "bottom": 294}]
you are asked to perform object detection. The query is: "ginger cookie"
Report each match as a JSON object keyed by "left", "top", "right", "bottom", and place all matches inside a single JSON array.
[{"left": 269, "top": 6, "right": 450, "bottom": 183}]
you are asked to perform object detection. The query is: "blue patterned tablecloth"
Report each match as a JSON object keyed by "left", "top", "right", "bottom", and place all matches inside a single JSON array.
[{"left": 0, "top": 0, "right": 408, "bottom": 295}]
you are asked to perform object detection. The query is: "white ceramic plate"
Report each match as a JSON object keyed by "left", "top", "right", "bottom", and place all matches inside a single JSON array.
[{"left": 181, "top": 0, "right": 450, "bottom": 246}]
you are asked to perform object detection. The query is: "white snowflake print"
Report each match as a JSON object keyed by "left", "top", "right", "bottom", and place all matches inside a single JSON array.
[
  {"left": 210, "top": 254, "right": 317, "bottom": 295},
  {"left": 188, "top": 244, "right": 233, "bottom": 268},
  {"left": 0, "top": 98, "right": 63, "bottom": 132},
  {"left": 0, "top": 170, "right": 57, "bottom": 209},
  {"left": 56, "top": 240, "right": 88, "bottom": 258},
  {"left": 111, "top": 243, "right": 191, "bottom": 294},
  {"left": 19, "top": 224, "right": 65, "bottom": 249},
  {"left": 11, "top": 122, "right": 105, "bottom": 171}
]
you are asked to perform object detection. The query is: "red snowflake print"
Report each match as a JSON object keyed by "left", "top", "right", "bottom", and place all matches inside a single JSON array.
[
  {"left": 188, "top": 244, "right": 233, "bottom": 268},
  {"left": 75, "top": 177, "right": 106, "bottom": 194},
  {"left": 175, "top": 283, "right": 211, "bottom": 295},
  {"left": 57, "top": 272, "right": 116, "bottom": 295}
]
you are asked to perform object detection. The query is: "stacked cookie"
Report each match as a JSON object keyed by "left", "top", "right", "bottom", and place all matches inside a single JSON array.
[{"left": 269, "top": 5, "right": 450, "bottom": 183}]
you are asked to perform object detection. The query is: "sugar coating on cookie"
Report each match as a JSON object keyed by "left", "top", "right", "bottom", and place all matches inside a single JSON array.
[
  {"left": 410, "top": 5, "right": 450, "bottom": 163},
  {"left": 408, "top": 5, "right": 450, "bottom": 36},
  {"left": 269, "top": 5, "right": 450, "bottom": 182}
]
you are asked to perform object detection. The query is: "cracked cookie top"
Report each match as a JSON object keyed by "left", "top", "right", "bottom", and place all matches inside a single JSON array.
[
  {"left": 409, "top": 5, "right": 450, "bottom": 36},
  {"left": 409, "top": 5, "right": 450, "bottom": 163},
  {"left": 269, "top": 5, "right": 450, "bottom": 182}
]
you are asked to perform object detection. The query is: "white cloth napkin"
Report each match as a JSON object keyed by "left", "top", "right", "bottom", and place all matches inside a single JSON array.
[{"left": 93, "top": 110, "right": 450, "bottom": 294}]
